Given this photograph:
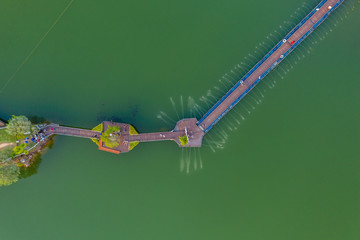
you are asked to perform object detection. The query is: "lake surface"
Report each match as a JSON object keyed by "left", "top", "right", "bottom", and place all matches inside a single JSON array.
[{"left": 1, "top": 0, "right": 360, "bottom": 239}]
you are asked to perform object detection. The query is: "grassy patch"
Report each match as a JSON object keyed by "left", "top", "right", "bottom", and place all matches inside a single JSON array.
[
  {"left": 12, "top": 143, "right": 28, "bottom": 157},
  {"left": 0, "top": 147, "right": 13, "bottom": 163},
  {"left": 0, "top": 129, "right": 15, "bottom": 143},
  {"left": 91, "top": 138, "right": 100, "bottom": 146},
  {"left": 128, "top": 141, "right": 139, "bottom": 151},
  {"left": 179, "top": 135, "right": 189, "bottom": 146},
  {"left": 0, "top": 146, "right": 19, "bottom": 187},
  {"left": 128, "top": 125, "right": 139, "bottom": 151},
  {"left": 101, "top": 125, "right": 120, "bottom": 148},
  {"left": 0, "top": 161, "right": 19, "bottom": 187},
  {"left": 92, "top": 123, "right": 103, "bottom": 132},
  {"left": 91, "top": 123, "right": 102, "bottom": 146},
  {"left": 1, "top": 146, "right": 20, "bottom": 187},
  {"left": 129, "top": 125, "right": 138, "bottom": 135}
]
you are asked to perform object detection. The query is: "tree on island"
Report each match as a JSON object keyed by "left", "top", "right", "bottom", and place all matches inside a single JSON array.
[
  {"left": 6, "top": 115, "right": 32, "bottom": 140},
  {"left": 0, "top": 149, "right": 20, "bottom": 187},
  {"left": 101, "top": 125, "right": 121, "bottom": 148},
  {"left": 0, "top": 161, "right": 19, "bottom": 187}
]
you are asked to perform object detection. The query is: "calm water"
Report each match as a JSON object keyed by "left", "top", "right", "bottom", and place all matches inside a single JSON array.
[{"left": 1, "top": 0, "right": 360, "bottom": 239}]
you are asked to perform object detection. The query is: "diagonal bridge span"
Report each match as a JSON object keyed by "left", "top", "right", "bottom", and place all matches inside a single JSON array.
[
  {"left": 38, "top": 0, "right": 344, "bottom": 153},
  {"left": 196, "top": 0, "right": 344, "bottom": 134}
]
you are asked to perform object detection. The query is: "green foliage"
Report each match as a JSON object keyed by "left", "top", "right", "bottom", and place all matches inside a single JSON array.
[
  {"left": 6, "top": 115, "right": 32, "bottom": 140},
  {"left": 91, "top": 138, "right": 100, "bottom": 146},
  {"left": 19, "top": 154, "right": 42, "bottom": 180},
  {"left": 92, "top": 123, "right": 103, "bottom": 132},
  {"left": 0, "top": 148, "right": 13, "bottom": 164},
  {"left": 31, "top": 126, "right": 39, "bottom": 135},
  {"left": 128, "top": 126, "right": 139, "bottom": 150},
  {"left": 0, "top": 161, "right": 20, "bottom": 187},
  {"left": 12, "top": 143, "right": 27, "bottom": 156},
  {"left": 91, "top": 123, "right": 103, "bottom": 146},
  {"left": 0, "top": 129, "right": 15, "bottom": 143},
  {"left": 129, "top": 125, "right": 138, "bottom": 135},
  {"left": 101, "top": 126, "right": 120, "bottom": 148},
  {"left": 129, "top": 141, "right": 139, "bottom": 151},
  {"left": 179, "top": 135, "right": 189, "bottom": 146}
]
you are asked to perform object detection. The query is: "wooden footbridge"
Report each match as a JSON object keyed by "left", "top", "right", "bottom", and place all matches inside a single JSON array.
[
  {"left": 197, "top": 0, "right": 343, "bottom": 133},
  {"left": 40, "top": 0, "right": 343, "bottom": 153}
]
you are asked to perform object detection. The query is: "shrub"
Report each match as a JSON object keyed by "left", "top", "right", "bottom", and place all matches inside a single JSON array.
[
  {"left": 129, "top": 141, "right": 139, "bottom": 151},
  {"left": 92, "top": 123, "right": 103, "bottom": 132},
  {"left": 91, "top": 123, "right": 103, "bottom": 146},
  {"left": 12, "top": 143, "right": 27, "bottom": 156},
  {"left": 179, "top": 135, "right": 188, "bottom": 146},
  {"left": 0, "top": 161, "right": 20, "bottom": 187},
  {"left": 91, "top": 138, "right": 100, "bottom": 146},
  {"left": 101, "top": 126, "right": 120, "bottom": 148},
  {"left": 129, "top": 125, "right": 138, "bottom": 135}
]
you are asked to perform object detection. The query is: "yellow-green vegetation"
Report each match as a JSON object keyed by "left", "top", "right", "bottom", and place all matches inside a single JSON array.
[
  {"left": 0, "top": 115, "right": 41, "bottom": 187},
  {"left": 91, "top": 138, "right": 100, "bottom": 146},
  {"left": 129, "top": 141, "right": 139, "bottom": 151},
  {"left": 0, "top": 128, "right": 14, "bottom": 143},
  {"left": 0, "top": 160, "right": 20, "bottom": 186},
  {"left": 101, "top": 125, "right": 120, "bottom": 148},
  {"left": 128, "top": 125, "right": 139, "bottom": 151},
  {"left": 11, "top": 143, "right": 28, "bottom": 157},
  {"left": 129, "top": 125, "right": 138, "bottom": 135},
  {"left": 179, "top": 135, "right": 189, "bottom": 146},
  {"left": 1, "top": 121, "right": 20, "bottom": 186},
  {"left": 90, "top": 123, "right": 103, "bottom": 146},
  {"left": 92, "top": 123, "right": 103, "bottom": 132},
  {"left": 0, "top": 148, "right": 19, "bottom": 187},
  {"left": 6, "top": 115, "right": 35, "bottom": 140}
]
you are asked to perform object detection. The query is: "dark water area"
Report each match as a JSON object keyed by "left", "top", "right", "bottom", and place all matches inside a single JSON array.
[{"left": 0, "top": 0, "right": 360, "bottom": 239}]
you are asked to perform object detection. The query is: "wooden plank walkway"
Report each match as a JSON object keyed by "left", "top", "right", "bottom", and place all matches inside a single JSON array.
[
  {"left": 126, "top": 131, "right": 184, "bottom": 142},
  {"left": 43, "top": 125, "right": 99, "bottom": 139},
  {"left": 197, "top": 0, "right": 343, "bottom": 133}
]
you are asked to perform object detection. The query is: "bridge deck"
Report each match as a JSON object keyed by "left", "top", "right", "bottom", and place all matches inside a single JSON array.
[
  {"left": 44, "top": 125, "right": 99, "bottom": 138},
  {"left": 41, "top": 121, "right": 190, "bottom": 153},
  {"left": 126, "top": 132, "right": 184, "bottom": 142},
  {"left": 197, "top": 0, "right": 343, "bottom": 133}
]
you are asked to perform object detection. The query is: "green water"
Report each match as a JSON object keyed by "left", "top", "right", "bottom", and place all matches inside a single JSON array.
[{"left": 1, "top": 0, "right": 360, "bottom": 239}]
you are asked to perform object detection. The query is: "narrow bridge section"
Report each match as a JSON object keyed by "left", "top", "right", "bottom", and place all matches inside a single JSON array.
[
  {"left": 43, "top": 125, "right": 99, "bottom": 138},
  {"left": 127, "top": 132, "right": 184, "bottom": 142},
  {"left": 197, "top": 0, "right": 343, "bottom": 133}
]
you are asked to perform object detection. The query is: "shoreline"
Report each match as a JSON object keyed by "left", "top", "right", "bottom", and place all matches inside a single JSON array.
[{"left": 13, "top": 136, "right": 54, "bottom": 167}]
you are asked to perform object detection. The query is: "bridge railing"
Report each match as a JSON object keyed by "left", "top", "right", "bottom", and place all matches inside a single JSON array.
[
  {"left": 197, "top": 0, "right": 329, "bottom": 128},
  {"left": 200, "top": 0, "right": 343, "bottom": 133}
]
